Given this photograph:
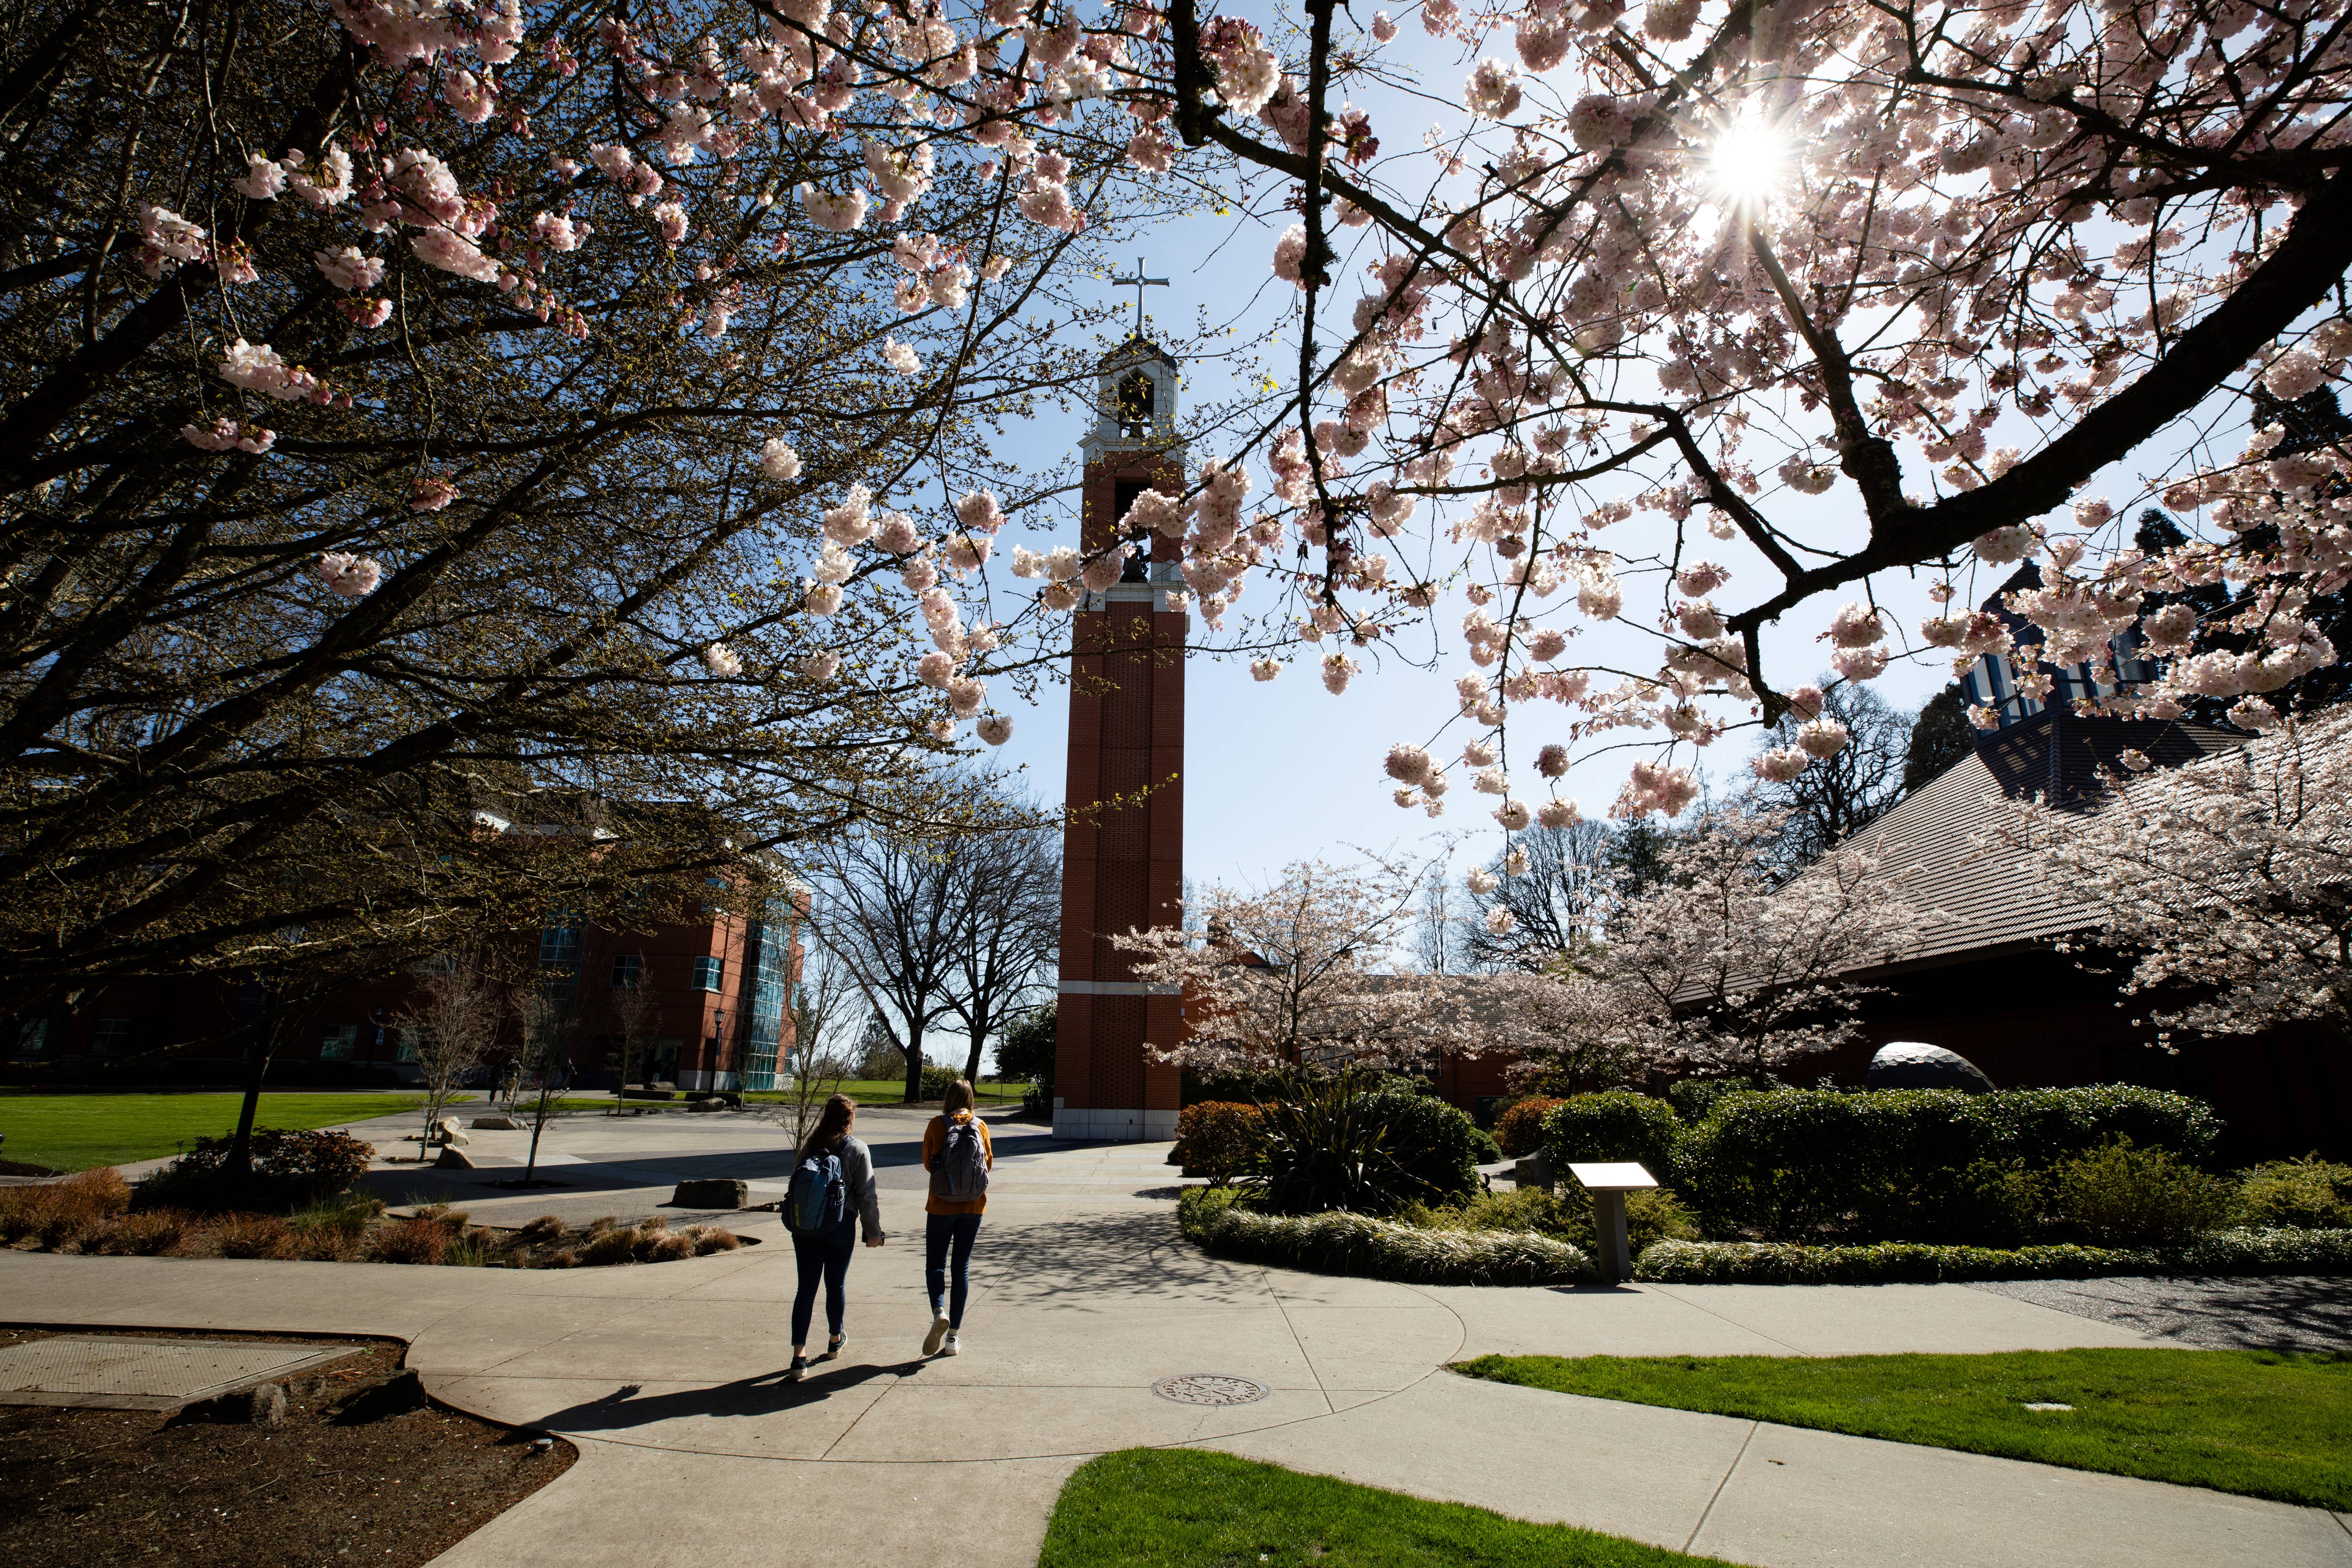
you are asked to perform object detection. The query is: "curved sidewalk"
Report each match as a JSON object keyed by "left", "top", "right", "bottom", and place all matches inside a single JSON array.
[{"left": 4, "top": 1134, "right": 2345, "bottom": 1568}]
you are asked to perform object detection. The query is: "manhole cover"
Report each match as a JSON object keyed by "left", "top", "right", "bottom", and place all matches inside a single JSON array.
[
  {"left": 1151, "top": 1374, "right": 1270, "bottom": 1406},
  {"left": 0, "top": 1337, "right": 361, "bottom": 1410}
]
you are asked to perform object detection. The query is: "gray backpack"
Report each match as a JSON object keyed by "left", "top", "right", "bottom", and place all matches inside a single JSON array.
[{"left": 933, "top": 1117, "right": 989, "bottom": 1200}]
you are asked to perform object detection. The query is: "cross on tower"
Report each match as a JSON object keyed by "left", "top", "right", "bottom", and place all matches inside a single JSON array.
[{"left": 1107, "top": 254, "right": 1168, "bottom": 335}]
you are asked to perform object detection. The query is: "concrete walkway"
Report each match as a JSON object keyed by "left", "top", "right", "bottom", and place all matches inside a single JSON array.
[{"left": 5, "top": 1117, "right": 2348, "bottom": 1568}]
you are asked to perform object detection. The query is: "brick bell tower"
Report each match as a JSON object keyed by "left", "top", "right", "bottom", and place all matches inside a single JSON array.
[{"left": 1053, "top": 337, "right": 1187, "bottom": 1141}]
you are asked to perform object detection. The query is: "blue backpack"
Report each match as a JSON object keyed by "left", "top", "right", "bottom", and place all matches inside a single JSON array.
[{"left": 785, "top": 1148, "right": 845, "bottom": 1233}]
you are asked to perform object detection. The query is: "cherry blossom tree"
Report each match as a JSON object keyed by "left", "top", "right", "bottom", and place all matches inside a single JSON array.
[
  {"left": 1111, "top": 0, "right": 2352, "bottom": 836},
  {"left": 1568, "top": 806, "right": 1929, "bottom": 1081},
  {"left": 1115, "top": 857, "right": 1447, "bottom": 1071},
  {"left": 2010, "top": 705, "right": 2352, "bottom": 1040},
  {"left": 0, "top": 0, "right": 1196, "bottom": 1009}
]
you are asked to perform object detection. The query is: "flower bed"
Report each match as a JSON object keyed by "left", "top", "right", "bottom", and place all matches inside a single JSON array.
[
  {"left": 0, "top": 1171, "right": 746, "bottom": 1268},
  {"left": 1179, "top": 1188, "right": 1590, "bottom": 1287},
  {"left": 1633, "top": 1227, "right": 2352, "bottom": 1285}
]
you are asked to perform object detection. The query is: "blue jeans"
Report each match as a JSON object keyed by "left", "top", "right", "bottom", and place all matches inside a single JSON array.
[
  {"left": 925, "top": 1212, "right": 982, "bottom": 1328},
  {"left": 791, "top": 1218, "right": 858, "bottom": 1348}
]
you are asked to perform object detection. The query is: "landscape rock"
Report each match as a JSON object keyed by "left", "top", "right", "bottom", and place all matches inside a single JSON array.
[
  {"left": 434, "top": 1146, "right": 477, "bottom": 1169},
  {"left": 671, "top": 1178, "right": 749, "bottom": 1209},
  {"left": 687, "top": 1098, "right": 726, "bottom": 1113},
  {"left": 247, "top": 1383, "right": 287, "bottom": 1425},
  {"left": 1867, "top": 1040, "right": 1996, "bottom": 1093},
  {"left": 469, "top": 1115, "right": 520, "bottom": 1131}
]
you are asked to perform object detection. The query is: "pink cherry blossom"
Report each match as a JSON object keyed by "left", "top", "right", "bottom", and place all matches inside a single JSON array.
[
  {"left": 314, "top": 246, "right": 385, "bottom": 292},
  {"left": 760, "top": 440, "right": 801, "bottom": 481},
  {"left": 318, "top": 552, "right": 383, "bottom": 598}
]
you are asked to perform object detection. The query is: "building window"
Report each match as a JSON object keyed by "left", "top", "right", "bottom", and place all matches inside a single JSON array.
[
  {"left": 89, "top": 1018, "right": 136, "bottom": 1056},
  {"left": 611, "top": 954, "right": 644, "bottom": 989},
  {"left": 395, "top": 1027, "right": 425, "bottom": 1063},
  {"left": 320, "top": 1024, "right": 359, "bottom": 1061},
  {"left": 691, "top": 956, "right": 724, "bottom": 992},
  {"left": 12, "top": 1020, "right": 48, "bottom": 1060}
]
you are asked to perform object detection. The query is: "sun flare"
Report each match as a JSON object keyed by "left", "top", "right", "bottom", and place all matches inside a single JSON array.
[{"left": 1707, "top": 111, "right": 1792, "bottom": 205}]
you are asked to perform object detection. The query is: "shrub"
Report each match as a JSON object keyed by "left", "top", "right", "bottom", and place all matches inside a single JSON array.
[
  {"left": 1674, "top": 1086, "right": 2222, "bottom": 1243},
  {"left": 1410, "top": 1184, "right": 1700, "bottom": 1257},
  {"left": 0, "top": 1167, "right": 131, "bottom": 1249},
  {"left": 1181, "top": 1187, "right": 1589, "bottom": 1286},
  {"left": 1257, "top": 1077, "right": 1482, "bottom": 1216},
  {"left": 369, "top": 1215, "right": 453, "bottom": 1265},
  {"left": 2238, "top": 1156, "right": 2352, "bottom": 1230},
  {"left": 135, "top": 1128, "right": 376, "bottom": 1213},
  {"left": 1668, "top": 1079, "right": 1758, "bottom": 1124},
  {"left": 1543, "top": 1091, "right": 1684, "bottom": 1183},
  {"left": 1468, "top": 1127, "right": 1504, "bottom": 1164},
  {"left": 581, "top": 1226, "right": 639, "bottom": 1266},
  {"left": 211, "top": 1213, "right": 294, "bottom": 1259},
  {"left": 1633, "top": 1227, "right": 2352, "bottom": 1284},
  {"left": 1493, "top": 1098, "right": 1564, "bottom": 1157},
  {"left": 683, "top": 1224, "right": 740, "bottom": 1255},
  {"left": 641, "top": 1230, "right": 695, "bottom": 1262},
  {"left": 918, "top": 1063, "right": 961, "bottom": 1100},
  {"left": 1172, "top": 1102, "right": 1267, "bottom": 1183},
  {"left": 517, "top": 1214, "right": 569, "bottom": 1244},
  {"left": 543, "top": 1246, "right": 579, "bottom": 1268},
  {"left": 2052, "top": 1138, "right": 2236, "bottom": 1246},
  {"left": 93, "top": 1209, "right": 189, "bottom": 1256}
]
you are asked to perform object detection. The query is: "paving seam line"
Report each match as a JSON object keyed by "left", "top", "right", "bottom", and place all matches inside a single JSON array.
[
  {"left": 1681, "top": 1419, "right": 1757, "bottom": 1556},
  {"left": 2334, "top": 1510, "right": 2352, "bottom": 1542},
  {"left": 1643, "top": 1285, "right": 1806, "bottom": 1355}
]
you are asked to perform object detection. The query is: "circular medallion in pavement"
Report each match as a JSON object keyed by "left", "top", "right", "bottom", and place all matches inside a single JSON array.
[{"left": 1150, "top": 1373, "right": 1271, "bottom": 1406}]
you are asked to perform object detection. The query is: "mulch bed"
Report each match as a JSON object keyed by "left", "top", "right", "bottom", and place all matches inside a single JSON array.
[{"left": 0, "top": 1327, "right": 574, "bottom": 1568}]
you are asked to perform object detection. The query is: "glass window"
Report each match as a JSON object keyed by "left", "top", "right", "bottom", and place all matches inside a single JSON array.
[
  {"left": 395, "top": 1027, "right": 425, "bottom": 1063},
  {"left": 320, "top": 1024, "right": 358, "bottom": 1060},
  {"left": 12, "top": 1020, "right": 49, "bottom": 1060},
  {"left": 89, "top": 1018, "right": 136, "bottom": 1056},
  {"left": 691, "top": 956, "right": 724, "bottom": 992},
  {"left": 610, "top": 954, "right": 644, "bottom": 989}
]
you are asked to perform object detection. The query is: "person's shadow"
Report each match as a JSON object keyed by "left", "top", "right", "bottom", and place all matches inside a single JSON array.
[{"left": 525, "top": 1357, "right": 928, "bottom": 1433}]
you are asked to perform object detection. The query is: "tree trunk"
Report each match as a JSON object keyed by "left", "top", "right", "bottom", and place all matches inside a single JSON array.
[
  {"left": 228, "top": 995, "right": 279, "bottom": 1176},
  {"left": 902, "top": 1021, "right": 924, "bottom": 1103},
  {"left": 962, "top": 1014, "right": 987, "bottom": 1089}
]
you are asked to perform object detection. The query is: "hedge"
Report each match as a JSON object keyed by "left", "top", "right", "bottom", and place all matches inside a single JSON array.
[
  {"left": 1171, "top": 1101, "right": 1266, "bottom": 1181},
  {"left": 1542, "top": 1090, "right": 1686, "bottom": 1182},
  {"left": 1632, "top": 1226, "right": 2352, "bottom": 1285},
  {"left": 1180, "top": 1187, "right": 1590, "bottom": 1287},
  {"left": 1493, "top": 1096, "right": 1564, "bottom": 1158},
  {"left": 1673, "top": 1086, "right": 2222, "bottom": 1241}
]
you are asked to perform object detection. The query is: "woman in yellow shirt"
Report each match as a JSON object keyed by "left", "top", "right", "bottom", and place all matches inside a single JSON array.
[{"left": 920, "top": 1078, "right": 994, "bottom": 1357}]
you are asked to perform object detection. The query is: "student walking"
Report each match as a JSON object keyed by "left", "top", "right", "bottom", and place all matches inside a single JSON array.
[
  {"left": 784, "top": 1093, "right": 884, "bottom": 1383},
  {"left": 920, "top": 1080, "right": 994, "bottom": 1357}
]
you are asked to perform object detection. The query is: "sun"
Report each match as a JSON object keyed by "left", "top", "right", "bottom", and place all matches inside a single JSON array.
[{"left": 1706, "top": 108, "right": 1792, "bottom": 207}]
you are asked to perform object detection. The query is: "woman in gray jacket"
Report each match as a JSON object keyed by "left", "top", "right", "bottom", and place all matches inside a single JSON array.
[{"left": 788, "top": 1094, "right": 885, "bottom": 1382}]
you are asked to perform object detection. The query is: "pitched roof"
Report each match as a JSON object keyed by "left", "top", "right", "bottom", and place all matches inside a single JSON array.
[{"left": 1832, "top": 712, "right": 2245, "bottom": 976}]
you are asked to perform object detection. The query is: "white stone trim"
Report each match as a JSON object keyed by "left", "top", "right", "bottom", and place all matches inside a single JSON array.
[
  {"left": 1053, "top": 1106, "right": 1178, "bottom": 1142},
  {"left": 1056, "top": 978, "right": 1180, "bottom": 996}
]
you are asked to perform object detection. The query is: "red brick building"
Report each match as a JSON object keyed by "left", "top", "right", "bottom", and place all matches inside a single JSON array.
[
  {"left": 1053, "top": 338, "right": 1189, "bottom": 1140},
  {"left": 11, "top": 871, "right": 806, "bottom": 1095}
]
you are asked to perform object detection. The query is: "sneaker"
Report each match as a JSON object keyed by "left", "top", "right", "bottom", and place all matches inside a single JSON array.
[
  {"left": 816, "top": 1334, "right": 844, "bottom": 1363},
  {"left": 786, "top": 1356, "right": 808, "bottom": 1383},
  {"left": 922, "top": 1314, "right": 951, "bottom": 1356},
  {"left": 940, "top": 1331, "right": 961, "bottom": 1357}
]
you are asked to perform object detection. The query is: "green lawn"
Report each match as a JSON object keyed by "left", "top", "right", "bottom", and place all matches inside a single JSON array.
[
  {"left": 1038, "top": 1449, "right": 1734, "bottom": 1567},
  {"left": 0, "top": 1092, "right": 439, "bottom": 1172},
  {"left": 1456, "top": 1349, "right": 2352, "bottom": 1510}
]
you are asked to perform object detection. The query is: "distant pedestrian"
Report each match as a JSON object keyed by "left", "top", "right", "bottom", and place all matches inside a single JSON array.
[
  {"left": 783, "top": 1093, "right": 885, "bottom": 1383},
  {"left": 920, "top": 1079, "right": 994, "bottom": 1357}
]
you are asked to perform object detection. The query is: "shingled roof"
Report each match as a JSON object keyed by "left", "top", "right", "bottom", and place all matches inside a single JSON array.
[{"left": 1833, "top": 710, "right": 2245, "bottom": 977}]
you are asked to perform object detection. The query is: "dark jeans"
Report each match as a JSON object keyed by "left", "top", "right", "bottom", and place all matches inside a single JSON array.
[
  {"left": 925, "top": 1212, "right": 983, "bottom": 1328},
  {"left": 790, "top": 1218, "right": 858, "bottom": 1348}
]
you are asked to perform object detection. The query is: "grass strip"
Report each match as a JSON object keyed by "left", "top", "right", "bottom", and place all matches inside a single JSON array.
[
  {"left": 0, "top": 1093, "right": 434, "bottom": 1172},
  {"left": 1456, "top": 1348, "right": 2352, "bottom": 1510},
  {"left": 1038, "top": 1448, "right": 1735, "bottom": 1567}
]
